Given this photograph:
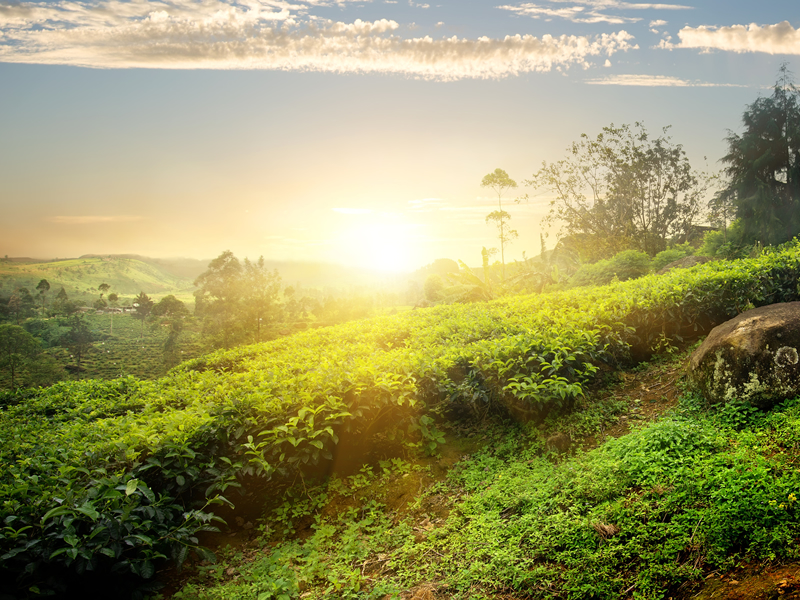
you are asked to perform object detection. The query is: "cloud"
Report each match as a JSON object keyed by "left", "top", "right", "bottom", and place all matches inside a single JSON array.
[
  {"left": 649, "top": 18, "right": 666, "bottom": 26},
  {"left": 585, "top": 73, "right": 745, "bottom": 86},
  {"left": 666, "top": 21, "right": 800, "bottom": 55},
  {"left": 0, "top": 0, "right": 636, "bottom": 77},
  {"left": 499, "top": 0, "right": 691, "bottom": 25},
  {"left": 333, "top": 207, "right": 373, "bottom": 214},
  {"left": 48, "top": 215, "right": 145, "bottom": 224}
]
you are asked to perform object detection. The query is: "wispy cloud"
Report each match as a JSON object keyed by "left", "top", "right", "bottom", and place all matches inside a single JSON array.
[
  {"left": 664, "top": 21, "right": 800, "bottom": 55},
  {"left": 48, "top": 215, "right": 145, "bottom": 224},
  {"left": 499, "top": 0, "right": 691, "bottom": 25},
  {"left": 585, "top": 73, "right": 745, "bottom": 86},
  {"left": 0, "top": 0, "right": 636, "bottom": 77}
]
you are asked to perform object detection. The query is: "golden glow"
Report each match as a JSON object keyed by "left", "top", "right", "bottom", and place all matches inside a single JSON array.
[{"left": 336, "top": 217, "right": 418, "bottom": 273}]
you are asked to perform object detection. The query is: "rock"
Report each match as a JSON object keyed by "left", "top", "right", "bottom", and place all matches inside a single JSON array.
[
  {"left": 657, "top": 255, "right": 714, "bottom": 275},
  {"left": 546, "top": 432, "right": 571, "bottom": 453},
  {"left": 688, "top": 302, "right": 800, "bottom": 408}
]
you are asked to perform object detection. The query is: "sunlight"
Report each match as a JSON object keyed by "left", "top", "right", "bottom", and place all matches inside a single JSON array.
[{"left": 338, "top": 218, "right": 416, "bottom": 272}]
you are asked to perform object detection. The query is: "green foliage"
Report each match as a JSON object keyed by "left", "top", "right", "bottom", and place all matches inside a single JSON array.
[
  {"left": 651, "top": 243, "right": 693, "bottom": 271},
  {"left": 569, "top": 249, "right": 652, "bottom": 287},
  {"left": 194, "top": 251, "right": 282, "bottom": 348},
  {"left": 2, "top": 241, "right": 800, "bottom": 594},
  {"left": 528, "top": 122, "right": 708, "bottom": 261},
  {"left": 722, "top": 65, "right": 800, "bottom": 246},
  {"left": 0, "top": 324, "right": 41, "bottom": 389}
]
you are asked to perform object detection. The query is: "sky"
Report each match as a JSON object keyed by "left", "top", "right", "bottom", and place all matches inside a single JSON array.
[{"left": 1, "top": 0, "right": 799, "bottom": 272}]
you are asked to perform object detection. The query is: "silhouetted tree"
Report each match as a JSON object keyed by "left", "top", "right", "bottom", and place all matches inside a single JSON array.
[
  {"left": 481, "top": 168, "right": 518, "bottom": 279},
  {"left": 721, "top": 64, "right": 800, "bottom": 245},
  {"left": 527, "top": 123, "right": 706, "bottom": 260}
]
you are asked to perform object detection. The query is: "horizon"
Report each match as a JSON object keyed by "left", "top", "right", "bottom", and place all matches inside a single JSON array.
[{"left": 2, "top": 2, "right": 799, "bottom": 271}]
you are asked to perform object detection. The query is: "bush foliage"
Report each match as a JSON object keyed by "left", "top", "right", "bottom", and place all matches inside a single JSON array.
[{"left": 2, "top": 240, "right": 800, "bottom": 595}]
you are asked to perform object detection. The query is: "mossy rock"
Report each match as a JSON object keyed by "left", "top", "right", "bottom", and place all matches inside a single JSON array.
[{"left": 688, "top": 302, "right": 800, "bottom": 409}]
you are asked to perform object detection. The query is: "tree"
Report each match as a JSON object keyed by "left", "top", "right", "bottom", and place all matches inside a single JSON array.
[
  {"left": 151, "top": 295, "right": 190, "bottom": 368},
  {"left": 131, "top": 292, "right": 154, "bottom": 339},
  {"left": 242, "top": 257, "right": 282, "bottom": 344},
  {"left": 60, "top": 315, "right": 93, "bottom": 370},
  {"left": 55, "top": 286, "right": 69, "bottom": 309},
  {"left": 7, "top": 288, "right": 35, "bottom": 324},
  {"left": 481, "top": 168, "right": 518, "bottom": 280},
  {"left": 107, "top": 292, "right": 119, "bottom": 335},
  {"left": 0, "top": 324, "right": 40, "bottom": 389},
  {"left": 36, "top": 279, "right": 50, "bottom": 312},
  {"left": 527, "top": 123, "right": 707, "bottom": 261},
  {"left": 194, "top": 251, "right": 244, "bottom": 348},
  {"left": 721, "top": 64, "right": 800, "bottom": 246}
]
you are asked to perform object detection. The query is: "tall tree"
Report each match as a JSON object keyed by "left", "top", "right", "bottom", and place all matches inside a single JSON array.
[
  {"left": 60, "top": 315, "right": 93, "bottom": 370},
  {"left": 194, "top": 250, "right": 245, "bottom": 348},
  {"left": 0, "top": 324, "right": 40, "bottom": 389},
  {"left": 481, "top": 168, "right": 518, "bottom": 280},
  {"left": 721, "top": 64, "right": 800, "bottom": 246},
  {"left": 242, "top": 257, "right": 282, "bottom": 344},
  {"left": 7, "top": 288, "right": 35, "bottom": 324},
  {"left": 527, "top": 123, "right": 706, "bottom": 260},
  {"left": 35, "top": 279, "right": 50, "bottom": 312},
  {"left": 151, "top": 295, "right": 190, "bottom": 368},
  {"left": 132, "top": 292, "right": 154, "bottom": 339}
]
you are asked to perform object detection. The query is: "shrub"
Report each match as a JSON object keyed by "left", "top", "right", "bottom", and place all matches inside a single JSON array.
[
  {"left": 570, "top": 249, "right": 652, "bottom": 287},
  {"left": 652, "top": 243, "right": 694, "bottom": 271}
]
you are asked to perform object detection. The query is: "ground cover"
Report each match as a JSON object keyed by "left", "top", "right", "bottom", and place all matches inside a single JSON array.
[
  {"left": 1, "top": 240, "right": 799, "bottom": 597},
  {"left": 162, "top": 351, "right": 800, "bottom": 600}
]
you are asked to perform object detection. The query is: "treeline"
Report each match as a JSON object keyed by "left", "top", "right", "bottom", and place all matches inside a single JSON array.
[
  {"left": 0, "top": 255, "right": 407, "bottom": 390},
  {"left": 471, "top": 66, "right": 800, "bottom": 296},
  {"left": 192, "top": 250, "right": 404, "bottom": 349}
]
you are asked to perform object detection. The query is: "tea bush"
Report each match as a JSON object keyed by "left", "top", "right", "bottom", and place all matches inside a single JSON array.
[{"left": 2, "top": 240, "right": 800, "bottom": 595}]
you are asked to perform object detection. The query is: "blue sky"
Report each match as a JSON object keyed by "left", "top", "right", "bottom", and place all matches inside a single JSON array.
[{"left": 1, "top": 0, "right": 799, "bottom": 271}]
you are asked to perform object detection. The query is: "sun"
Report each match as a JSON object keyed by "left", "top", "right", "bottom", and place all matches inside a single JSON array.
[{"left": 337, "top": 219, "right": 417, "bottom": 273}]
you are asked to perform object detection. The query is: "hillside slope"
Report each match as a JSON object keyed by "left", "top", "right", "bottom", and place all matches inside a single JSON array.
[{"left": 0, "top": 256, "right": 196, "bottom": 298}]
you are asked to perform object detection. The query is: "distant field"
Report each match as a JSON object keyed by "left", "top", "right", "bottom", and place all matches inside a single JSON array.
[
  {"left": 0, "top": 256, "right": 196, "bottom": 305},
  {"left": 0, "top": 312, "right": 206, "bottom": 388},
  {"left": 73, "top": 311, "right": 206, "bottom": 379}
]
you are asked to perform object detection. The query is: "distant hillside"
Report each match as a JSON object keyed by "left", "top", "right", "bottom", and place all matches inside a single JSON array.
[
  {"left": 0, "top": 256, "right": 195, "bottom": 300},
  {"left": 79, "top": 254, "right": 416, "bottom": 292},
  {"left": 0, "top": 253, "right": 457, "bottom": 302}
]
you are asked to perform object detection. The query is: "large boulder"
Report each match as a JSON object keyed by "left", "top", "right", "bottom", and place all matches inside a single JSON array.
[{"left": 688, "top": 302, "right": 800, "bottom": 409}]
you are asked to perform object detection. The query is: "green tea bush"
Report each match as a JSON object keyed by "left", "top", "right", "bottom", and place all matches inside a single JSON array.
[
  {"left": 652, "top": 242, "right": 694, "bottom": 271},
  {"left": 2, "top": 240, "right": 800, "bottom": 594},
  {"left": 569, "top": 249, "right": 652, "bottom": 287}
]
